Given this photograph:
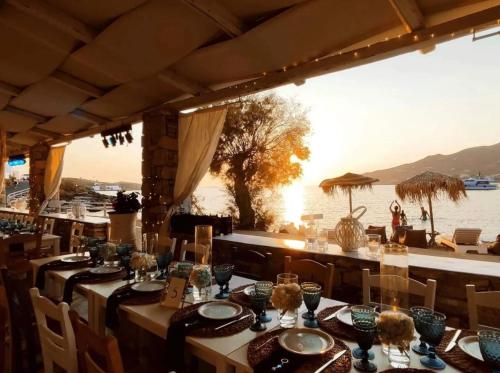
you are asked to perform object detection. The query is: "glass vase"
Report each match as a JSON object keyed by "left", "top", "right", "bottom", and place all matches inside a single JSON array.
[
  {"left": 143, "top": 233, "right": 159, "bottom": 280},
  {"left": 191, "top": 264, "right": 211, "bottom": 301},
  {"left": 388, "top": 345, "right": 411, "bottom": 368},
  {"left": 380, "top": 244, "right": 409, "bottom": 311},
  {"left": 278, "top": 308, "right": 298, "bottom": 328},
  {"left": 135, "top": 267, "right": 148, "bottom": 282}
]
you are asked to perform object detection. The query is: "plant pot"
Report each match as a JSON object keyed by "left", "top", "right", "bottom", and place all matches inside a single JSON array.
[{"left": 108, "top": 212, "right": 137, "bottom": 246}]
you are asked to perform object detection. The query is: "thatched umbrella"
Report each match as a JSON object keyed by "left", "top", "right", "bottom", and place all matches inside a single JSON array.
[
  {"left": 396, "top": 171, "right": 466, "bottom": 243},
  {"left": 320, "top": 172, "right": 379, "bottom": 213}
]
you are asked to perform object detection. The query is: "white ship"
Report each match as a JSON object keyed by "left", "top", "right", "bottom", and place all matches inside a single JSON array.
[
  {"left": 463, "top": 177, "right": 497, "bottom": 190},
  {"left": 92, "top": 183, "right": 122, "bottom": 192}
]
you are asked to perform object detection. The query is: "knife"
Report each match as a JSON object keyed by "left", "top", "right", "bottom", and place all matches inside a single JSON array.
[
  {"left": 444, "top": 329, "right": 462, "bottom": 352},
  {"left": 313, "top": 350, "right": 347, "bottom": 373},
  {"left": 214, "top": 314, "right": 252, "bottom": 331},
  {"left": 323, "top": 305, "right": 348, "bottom": 321}
]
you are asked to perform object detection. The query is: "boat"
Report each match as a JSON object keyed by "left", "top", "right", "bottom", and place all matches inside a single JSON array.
[
  {"left": 92, "top": 183, "right": 122, "bottom": 192},
  {"left": 463, "top": 177, "right": 498, "bottom": 190}
]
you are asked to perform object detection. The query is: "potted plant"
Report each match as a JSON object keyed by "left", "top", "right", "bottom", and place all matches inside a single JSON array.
[{"left": 108, "top": 191, "right": 142, "bottom": 246}]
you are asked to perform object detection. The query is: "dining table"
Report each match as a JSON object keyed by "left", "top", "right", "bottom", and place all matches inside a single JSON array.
[{"left": 31, "top": 254, "right": 465, "bottom": 373}]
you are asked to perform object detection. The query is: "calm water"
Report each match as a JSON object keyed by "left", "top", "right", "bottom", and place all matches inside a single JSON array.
[{"left": 195, "top": 185, "right": 500, "bottom": 241}]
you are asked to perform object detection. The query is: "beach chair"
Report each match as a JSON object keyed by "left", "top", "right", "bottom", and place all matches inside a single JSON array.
[
  {"left": 439, "top": 228, "right": 487, "bottom": 254},
  {"left": 466, "top": 284, "right": 500, "bottom": 330}
]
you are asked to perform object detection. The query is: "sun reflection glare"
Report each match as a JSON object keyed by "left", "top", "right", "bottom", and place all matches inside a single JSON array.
[{"left": 282, "top": 181, "right": 304, "bottom": 228}]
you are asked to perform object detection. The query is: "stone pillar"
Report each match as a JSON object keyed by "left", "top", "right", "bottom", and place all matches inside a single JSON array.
[
  {"left": 28, "top": 143, "right": 50, "bottom": 214},
  {"left": 141, "top": 109, "right": 178, "bottom": 234}
]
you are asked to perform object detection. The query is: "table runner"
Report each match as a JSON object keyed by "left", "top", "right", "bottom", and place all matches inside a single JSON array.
[
  {"left": 35, "top": 259, "right": 91, "bottom": 290},
  {"left": 435, "top": 329, "right": 492, "bottom": 373},
  {"left": 105, "top": 283, "right": 162, "bottom": 329},
  {"left": 62, "top": 268, "right": 127, "bottom": 304},
  {"left": 229, "top": 283, "right": 275, "bottom": 309},
  {"left": 166, "top": 302, "right": 254, "bottom": 373},
  {"left": 247, "top": 328, "right": 352, "bottom": 372}
]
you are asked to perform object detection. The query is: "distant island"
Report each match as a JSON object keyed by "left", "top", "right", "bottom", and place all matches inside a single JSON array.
[
  {"left": 60, "top": 178, "right": 141, "bottom": 201},
  {"left": 364, "top": 142, "right": 500, "bottom": 184}
]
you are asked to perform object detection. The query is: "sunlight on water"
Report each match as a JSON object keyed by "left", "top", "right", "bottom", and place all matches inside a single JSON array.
[{"left": 282, "top": 181, "right": 304, "bottom": 227}]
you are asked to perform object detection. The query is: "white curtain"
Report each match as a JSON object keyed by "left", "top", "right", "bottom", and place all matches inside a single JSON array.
[
  {"left": 39, "top": 145, "right": 66, "bottom": 213},
  {"left": 159, "top": 106, "right": 227, "bottom": 236}
]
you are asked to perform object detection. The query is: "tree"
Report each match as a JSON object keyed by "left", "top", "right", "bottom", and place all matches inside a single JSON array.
[{"left": 210, "top": 94, "right": 310, "bottom": 229}]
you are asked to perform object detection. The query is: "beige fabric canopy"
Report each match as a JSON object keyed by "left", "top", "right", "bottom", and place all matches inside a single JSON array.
[{"left": 0, "top": 0, "right": 499, "bottom": 153}]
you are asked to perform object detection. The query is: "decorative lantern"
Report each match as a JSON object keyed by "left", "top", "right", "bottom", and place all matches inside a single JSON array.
[{"left": 335, "top": 206, "right": 366, "bottom": 252}]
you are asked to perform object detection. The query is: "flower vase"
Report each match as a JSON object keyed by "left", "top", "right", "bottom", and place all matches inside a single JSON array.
[
  {"left": 278, "top": 308, "right": 298, "bottom": 328},
  {"left": 388, "top": 345, "right": 411, "bottom": 368},
  {"left": 190, "top": 264, "right": 212, "bottom": 302},
  {"left": 135, "top": 267, "right": 148, "bottom": 282}
]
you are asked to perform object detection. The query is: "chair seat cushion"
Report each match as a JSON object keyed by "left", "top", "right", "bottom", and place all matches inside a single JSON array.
[{"left": 404, "top": 229, "right": 428, "bottom": 248}]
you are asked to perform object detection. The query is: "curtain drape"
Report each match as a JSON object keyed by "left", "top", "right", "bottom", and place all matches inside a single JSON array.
[
  {"left": 159, "top": 106, "right": 227, "bottom": 236},
  {"left": 39, "top": 145, "right": 66, "bottom": 213},
  {"left": 0, "top": 130, "right": 6, "bottom": 197}
]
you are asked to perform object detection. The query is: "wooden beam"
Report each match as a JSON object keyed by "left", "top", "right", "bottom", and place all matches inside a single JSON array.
[
  {"left": 158, "top": 70, "right": 211, "bottom": 96},
  {"left": 3, "top": 105, "right": 48, "bottom": 122},
  {"left": 389, "top": 0, "right": 424, "bottom": 32},
  {"left": 181, "top": 0, "right": 245, "bottom": 37},
  {"left": 29, "top": 126, "right": 60, "bottom": 138},
  {"left": 166, "top": 5, "right": 500, "bottom": 110},
  {"left": 0, "top": 81, "right": 22, "bottom": 97},
  {"left": 70, "top": 109, "right": 107, "bottom": 125},
  {"left": 6, "top": 0, "right": 98, "bottom": 43},
  {"left": 50, "top": 71, "right": 104, "bottom": 98}
]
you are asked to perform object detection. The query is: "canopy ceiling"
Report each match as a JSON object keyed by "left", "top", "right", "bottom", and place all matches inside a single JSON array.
[{"left": 1, "top": 0, "right": 499, "bottom": 154}]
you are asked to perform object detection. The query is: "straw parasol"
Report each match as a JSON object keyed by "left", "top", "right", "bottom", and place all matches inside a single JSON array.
[
  {"left": 395, "top": 171, "right": 466, "bottom": 244},
  {"left": 320, "top": 172, "right": 379, "bottom": 213}
]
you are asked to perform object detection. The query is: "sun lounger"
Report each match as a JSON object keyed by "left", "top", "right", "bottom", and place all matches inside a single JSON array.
[{"left": 439, "top": 228, "right": 488, "bottom": 254}]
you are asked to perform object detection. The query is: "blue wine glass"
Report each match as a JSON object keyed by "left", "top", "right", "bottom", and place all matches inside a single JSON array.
[
  {"left": 353, "top": 318, "right": 378, "bottom": 372},
  {"left": 351, "top": 305, "right": 376, "bottom": 360},
  {"left": 301, "top": 282, "right": 322, "bottom": 328},
  {"left": 419, "top": 311, "right": 446, "bottom": 370},
  {"left": 156, "top": 251, "right": 173, "bottom": 279},
  {"left": 248, "top": 291, "right": 267, "bottom": 331},
  {"left": 214, "top": 264, "right": 234, "bottom": 299},
  {"left": 410, "top": 306, "right": 433, "bottom": 355},
  {"left": 478, "top": 330, "right": 500, "bottom": 369},
  {"left": 255, "top": 281, "right": 273, "bottom": 323}
]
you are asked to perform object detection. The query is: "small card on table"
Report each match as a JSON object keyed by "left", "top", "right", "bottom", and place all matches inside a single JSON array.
[{"left": 161, "top": 276, "right": 187, "bottom": 309}]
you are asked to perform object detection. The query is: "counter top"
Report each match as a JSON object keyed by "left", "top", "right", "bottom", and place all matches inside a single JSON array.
[{"left": 0, "top": 207, "right": 109, "bottom": 225}]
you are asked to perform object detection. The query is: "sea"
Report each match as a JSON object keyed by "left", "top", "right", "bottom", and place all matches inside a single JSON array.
[{"left": 194, "top": 185, "right": 500, "bottom": 242}]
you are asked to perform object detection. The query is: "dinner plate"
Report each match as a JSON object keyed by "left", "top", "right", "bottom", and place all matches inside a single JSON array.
[
  {"left": 131, "top": 280, "right": 165, "bottom": 292},
  {"left": 336, "top": 307, "right": 380, "bottom": 326},
  {"left": 278, "top": 328, "right": 335, "bottom": 355},
  {"left": 458, "top": 336, "right": 484, "bottom": 362},
  {"left": 89, "top": 266, "right": 122, "bottom": 275},
  {"left": 61, "top": 255, "right": 90, "bottom": 263},
  {"left": 197, "top": 301, "right": 243, "bottom": 320},
  {"left": 243, "top": 285, "right": 255, "bottom": 296}
]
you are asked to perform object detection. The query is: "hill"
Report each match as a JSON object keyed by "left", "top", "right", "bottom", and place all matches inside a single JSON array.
[
  {"left": 364, "top": 143, "right": 500, "bottom": 184},
  {"left": 61, "top": 178, "right": 141, "bottom": 191}
]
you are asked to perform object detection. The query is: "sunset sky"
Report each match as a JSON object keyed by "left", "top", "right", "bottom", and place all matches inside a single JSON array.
[{"left": 49, "top": 34, "right": 499, "bottom": 187}]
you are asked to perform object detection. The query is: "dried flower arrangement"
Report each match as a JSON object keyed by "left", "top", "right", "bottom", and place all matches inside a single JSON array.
[
  {"left": 130, "top": 251, "right": 156, "bottom": 270},
  {"left": 271, "top": 283, "right": 303, "bottom": 312},
  {"left": 377, "top": 310, "right": 415, "bottom": 351}
]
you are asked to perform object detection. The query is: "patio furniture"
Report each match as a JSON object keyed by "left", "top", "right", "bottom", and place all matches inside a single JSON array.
[
  {"left": 362, "top": 268, "right": 437, "bottom": 309},
  {"left": 0, "top": 233, "right": 43, "bottom": 267},
  {"left": 403, "top": 229, "right": 428, "bottom": 248},
  {"left": 440, "top": 228, "right": 488, "bottom": 254},
  {"left": 69, "top": 310, "right": 124, "bottom": 373},
  {"left": 180, "top": 241, "right": 208, "bottom": 262},
  {"left": 232, "top": 248, "right": 270, "bottom": 281},
  {"left": 284, "top": 256, "right": 335, "bottom": 298},
  {"left": 69, "top": 222, "right": 85, "bottom": 253},
  {"left": 30, "top": 287, "right": 78, "bottom": 373},
  {"left": 42, "top": 218, "right": 56, "bottom": 235},
  {"left": 366, "top": 225, "right": 388, "bottom": 244},
  {"left": 466, "top": 284, "right": 500, "bottom": 330}
]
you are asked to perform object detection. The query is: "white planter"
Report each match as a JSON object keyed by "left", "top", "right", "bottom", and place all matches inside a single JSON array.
[{"left": 108, "top": 212, "right": 137, "bottom": 246}]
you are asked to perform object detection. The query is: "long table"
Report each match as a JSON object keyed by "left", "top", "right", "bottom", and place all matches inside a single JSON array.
[{"left": 31, "top": 255, "right": 462, "bottom": 373}]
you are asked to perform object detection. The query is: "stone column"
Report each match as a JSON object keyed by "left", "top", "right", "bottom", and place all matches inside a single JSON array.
[
  {"left": 28, "top": 143, "right": 50, "bottom": 214},
  {"left": 141, "top": 109, "right": 178, "bottom": 234}
]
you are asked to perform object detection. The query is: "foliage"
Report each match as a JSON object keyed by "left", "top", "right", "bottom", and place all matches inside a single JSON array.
[
  {"left": 191, "top": 194, "right": 206, "bottom": 215},
  {"left": 112, "top": 191, "right": 142, "bottom": 213},
  {"left": 210, "top": 94, "right": 310, "bottom": 229}
]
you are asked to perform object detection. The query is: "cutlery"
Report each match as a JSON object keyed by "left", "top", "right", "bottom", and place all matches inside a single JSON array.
[
  {"left": 323, "top": 305, "right": 348, "bottom": 321},
  {"left": 214, "top": 314, "right": 252, "bottom": 331},
  {"left": 255, "top": 334, "right": 279, "bottom": 350},
  {"left": 313, "top": 350, "right": 347, "bottom": 373},
  {"left": 444, "top": 329, "right": 462, "bottom": 352}
]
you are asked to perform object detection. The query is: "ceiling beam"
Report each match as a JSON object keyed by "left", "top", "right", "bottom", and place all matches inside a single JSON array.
[
  {"left": 0, "top": 81, "right": 22, "bottom": 97},
  {"left": 50, "top": 70, "right": 104, "bottom": 98},
  {"left": 70, "top": 109, "right": 107, "bottom": 125},
  {"left": 166, "top": 5, "right": 500, "bottom": 111},
  {"left": 389, "top": 0, "right": 424, "bottom": 32},
  {"left": 180, "top": 0, "right": 245, "bottom": 37},
  {"left": 6, "top": 0, "right": 98, "bottom": 43},
  {"left": 158, "top": 69, "right": 211, "bottom": 96},
  {"left": 29, "top": 126, "right": 60, "bottom": 138},
  {"left": 3, "top": 105, "right": 48, "bottom": 122}
]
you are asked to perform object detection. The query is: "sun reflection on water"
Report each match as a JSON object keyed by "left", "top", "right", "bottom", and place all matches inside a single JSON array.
[{"left": 282, "top": 181, "right": 304, "bottom": 228}]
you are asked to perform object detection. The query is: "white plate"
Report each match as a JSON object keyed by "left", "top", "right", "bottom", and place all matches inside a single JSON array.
[
  {"left": 89, "top": 266, "right": 122, "bottom": 275},
  {"left": 61, "top": 255, "right": 90, "bottom": 263},
  {"left": 197, "top": 301, "right": 243, "bottom": 320},
  {"left": 458, "top": 336, "right": 484, "bottom": 362},
  {"left": 243, "top": 285, "right": 255, "bottom": 296},
  {"left": 278, "top": 328, "right": 335, "bottom": 355},
  {"left": 131, "top": 280, "right": 165, "bottom": 292},
  {"left": 336, "top": 307, "right": 379, "bottom": 326}
]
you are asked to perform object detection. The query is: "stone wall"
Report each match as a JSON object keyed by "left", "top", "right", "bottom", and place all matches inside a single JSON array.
[
  {"left": 141, "top": 109, "right": 178, "bottom": 234},
  {"left": 28, "top": 143, "right": 50, "bottom": 214}
]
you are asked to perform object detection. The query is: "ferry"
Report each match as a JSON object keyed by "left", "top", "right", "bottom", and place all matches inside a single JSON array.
[{"left": 463, "top": 177, "right": 498, "bottom": 190}]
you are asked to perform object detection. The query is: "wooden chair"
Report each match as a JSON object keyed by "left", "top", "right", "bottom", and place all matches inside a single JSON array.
[
  {"left": 30, "top": 287, "right": 78, "bottom": 373},
  {"left": 0, "top": 285, "right": 8, "bottom": 373},
  {"left": 42, "top": 218, "right": 56, "bottom": 235},
  {"left": 284, "top": 256, "right": 335, "bottom": 298},
  {"left": 466, "top": 284, "right": 500, "bottom": 330},
  {"left": 25, "top": 215, "right": 35, "bottom": 225},
  {"left": 159, "top": 235, "right": 177, "bottom": 255},
  {"left": 69, "top": 222, "right": 85, "bottom": 253},
  {"left": 232, "top": 248, "right": 271, "bottom": 281},
  {"left": 1, "top": 267, "right": 40, "bottom": 373},
  {"left": 362, "top": 268, "right": 437, "bottom": 309},
  {"left": 180, "top": 240, "right": 209, "bottom": 263},
  {"left": 69, "top": 310, "right": 124, "bottom": 373},
  {"left": 0, "top": 233, "right": 43, "bottom": 267}
]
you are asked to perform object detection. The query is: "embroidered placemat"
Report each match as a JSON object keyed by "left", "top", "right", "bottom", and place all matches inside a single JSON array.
[
  {"left": 435, "top": 329, "right": 491, "bottom": 373},
  {"left": 247, "top": 328, "right": 352, "bottom": 372},
  {"left": 169, "top": 302, "right": 253, "bottom": 338},
  {"left": 228, "top": 284, "right": 275, "bottom": 309}
]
